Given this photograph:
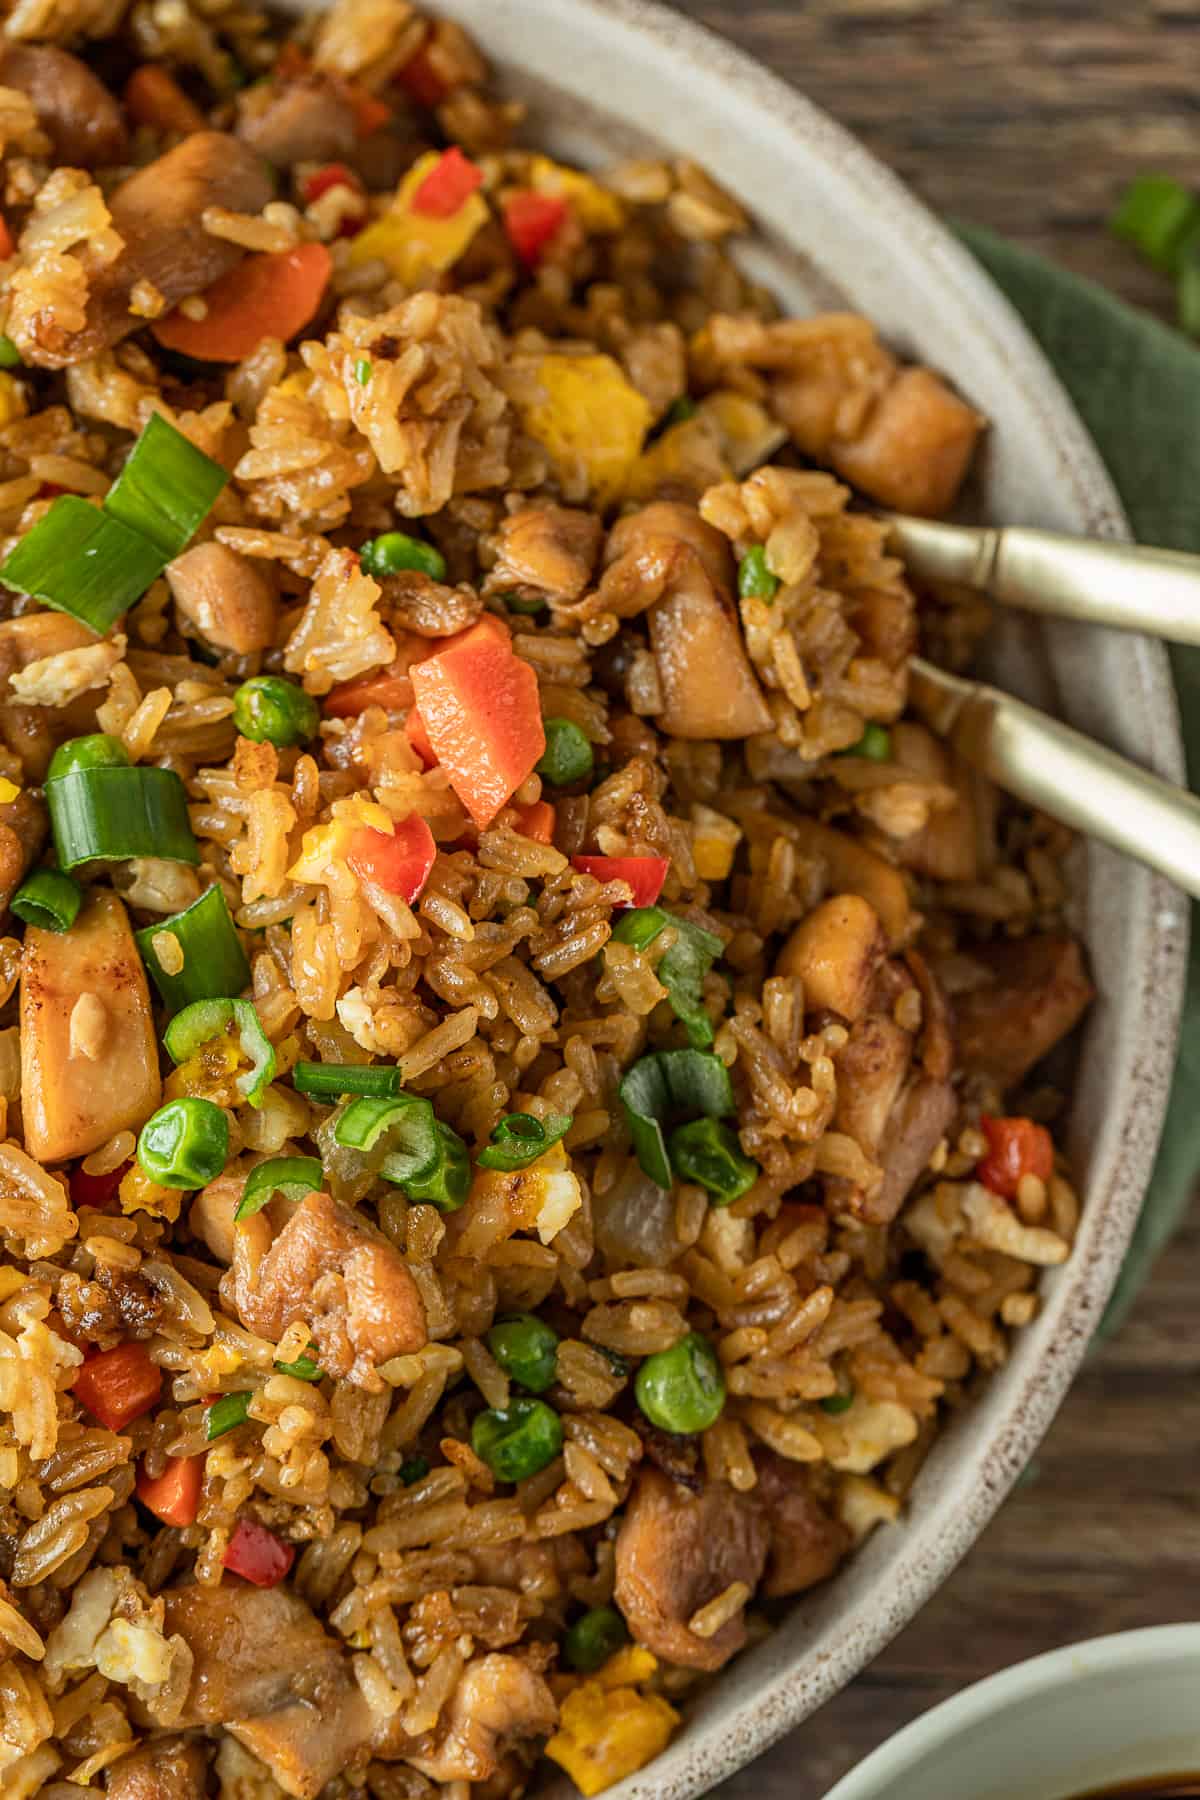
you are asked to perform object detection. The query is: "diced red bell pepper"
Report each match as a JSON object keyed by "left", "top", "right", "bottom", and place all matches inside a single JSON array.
[
  {"left": 513, "top": 799, "right": 556, "bottom": 844},
  {"left": 410, "top": 146, "right": 483, "bottom": 219},
  {"left": 346, "top": 816, "right": 437, "bottom": 903},
  {"left": 976, "top": 1115, "right": 1055, "bottom": 1201},
  {"left": 571, "top": 855, "right": 669, "bottom": 908},
  {"left": 0, "top": 217, "right": 14, "bottom": 262},
  {"left": 410, "top": 620, "right": 544, "bottom": 828},
  {"left": 70, "top": 1159, "right": 132, "bottom": 1210},
  {"left": 396, "top": 44, "right": 448, "bottom": 108},
  {"left": 72, "top": 1342, "right": 162, "bottom": 1431},
  {"left": 404, "top": 706, "right": 436, "bottom": 767},
  {"left": 503, "top": 190, "right": 569, "bottom": 266},
  {"left": 137, "top": 1454, "right": 203, "bottom": 1528},
  {"left": 223, "top": 1516, "right": 295, "bottom": 1587}
]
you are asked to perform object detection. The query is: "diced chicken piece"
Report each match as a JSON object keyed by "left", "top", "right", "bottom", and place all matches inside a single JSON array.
[
  {"left": 223, "top": 1188, "right": 426, "bottom": 1390},
  {"left": 790, "top": 819, "right": 914, "bottom": 949},
  {"left": 888, "top": 724, "right": 978, "bottom": 883},
  {"left": 869, "top": 1074, "right": 956, "bottom": 1225},
  {"left": 236, "top": 75, "right": 358, "bottom": 167},
  {"left": 834, "top": 1012, "right": 913, "bottom": 1154},
  {"left": 26, "top": 133, "right": 274, "bottom": 368},
  {"left": 606, "top": 499, "right": 735, "bottom": 595},
  {"left": 614, "top": 1467, "right": 769, "bottom": 1672},
  {"left": 106, "top": 1737, "right": 207, "bottom": 1800},
  {"left": 0, "top": 45, "right": 128, "bottom": 167},
  {"left": 777, "top": 894, "right": 887, "bottom": 1023},
  {"left": 0, "top": 790, "right": 46, "bottom": 914},
  {"left": 405, "top": 1654, "right": 558, "bottom": 1784},
  {"left": 831, "top": 368, "right": 983, "bottom": 519},
  {"left": 0, "top": 612, "right": 99, "bottom": 672},
  {"left": 491, "top": 503, "right": 604, "bottom": 603},
  {"left": 752, "top": 1452, "right": 850, "bottom": 1598},
  {"left": 189, "top": 1166, "right": 246, "bottom": 1265},
  {"left": 849, "top": 584, "right": 917, "bottom": 669},
  {"left": 20, "top": 891, "right": 161, "bottom": 1162},
  {"left": 378, "top": 571, "right": 483, "bottom": 638},
  {"left": 164, "top": 1583, "right": 376, "bottom": 1800},
  {"left": 954, "top": 933, "right": 1094, "bottom": 1089},
  {"left": 167, "top": 542, "right": 278, "bottom": 657},
  {"left": 905, "top": 946, "right": 954, "bottom": 1081},
  {"left": 648, "top": 548, "right": 771, "bottom": 739}
]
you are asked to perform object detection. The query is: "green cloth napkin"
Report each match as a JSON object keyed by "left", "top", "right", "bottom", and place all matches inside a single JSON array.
[{"left": 959, "top": 224, "right": 1199, "bottom": 1331}]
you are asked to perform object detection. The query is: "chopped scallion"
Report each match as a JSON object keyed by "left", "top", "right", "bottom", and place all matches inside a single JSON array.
[
  {"left": 618, "top": 1048, "right": 736, "bottom": 1189},
  {"left": 664, "top": 394, "right": 697, "bottom": 426},
  {"left": 236, "top": 1155, "right": 323, "bottom": 1221},
  {"left": 844, "top": 722, "right": 891, "bottom": 762},
  {"left": 501, "top": 590, "right": 547, "bottom": 615},
  {"left": 738, "top": 544, "right": 779, "bottom": 601},
  {"left": 354, "top": 357, "right": 373, "bottom": 385},
  {"left": 1, "top": 497, "right": 166, "bottom": 634},
  {"left": 274, "top": 1345, "right": 322, "bottom": 1381},
  {"left": 335, "top": 1093, "right": 439, "bottom": 1185},
  {"left": 0, "top": 335, "right": 21, "bottom": 369},
  {"left": 820, "top": 1388, "right": 855, "bottom": 1416},
  {"left": 1110, "top": 173, "right": 1200, "bottom": 273},
  {"left": 207, "top": 1390, "right": 252, "bottom": 1439},
  {"left": 136, "top": 885, "right": 250, "bottom": 1016},
  {"left": 164, "top": 997, "right": 276, "bottom": 1107},
  {"left": 104, "top": 412, "right": 228, "bottom": 560},
  {"left": 477, "top": 1111, "right": 572, "bottom": 1171},
  {"left": 11, "top": 868, "right": 82, "bottom": 933},
  {"left": 47, "top": 735, "right": 129, "bottom": 780},
  {"left": 293, "top": 1060, "right": 401, "bottom": 1099},
  {"left": 47, "top": 766, "right": 198, "bottom": 870},
  {"left": 667, "top": 1116, "right": 758, "bottom": 1206},
  {"left": 402, "top": 1120, "right": 469, "bottom": 1213},
  {"left": 610, "top": 906, "right": 723, "bottom": 1048}
]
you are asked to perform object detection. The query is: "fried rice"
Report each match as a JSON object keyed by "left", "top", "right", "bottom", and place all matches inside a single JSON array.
[{"left": 0, "top": 3, "right": 1096, "bottom": 1796}]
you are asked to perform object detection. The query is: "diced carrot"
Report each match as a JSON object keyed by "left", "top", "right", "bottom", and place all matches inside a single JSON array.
[
  {"left": 410, "top": 146, "right": 483, "bottom": 219},
  {"left": 976, "top": 1116, "right": 1055, "bottom": 1201},
  {"left": 347, "top": 816, "right": 437, "bottom": 902},
  {"left": 72, "top": 1342, "right": 162, "bottom": 1431},
  {"left": 223, "top": 1516, "right": 295, "bottom": 1587},
  {"left": 410, "top": 621, "right": 545, "bottom": 828},
  {"left": 324, "top": 668, "right": 413, "bottom": 718},
  {"left": 123, "top": 66, "right": 206, "bottom": 136},
  {"left": 137, "top": 1453, "right": 203, "bottom": 1527},
  {"left": 152, "top": 243, "right": 333, "bottom": 363},
  {"left": 570, "top": 855, "right": 670, "bottom": 908},
  {"left": 396, "top": 44, "right": 448, "bottom": 108},
  {"left": 70, "top": 1159, "right": 131, "bottom": 1209},
  {"left": 513, "top": 799, "right": 555, "bottom": 844},
  {"left": 0, "top": 217, "right": 14, "bottom": 262},
  {"left": 503, "top": 191, "right": 569, "bottom": 266},
  {"left": 404, "top": 706, "right": 436, "bottom": 766}
]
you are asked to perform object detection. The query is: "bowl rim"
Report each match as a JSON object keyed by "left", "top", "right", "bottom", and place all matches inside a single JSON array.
[{"left": 823, "top": 1623, "right": 1200, "bottom": 1798}]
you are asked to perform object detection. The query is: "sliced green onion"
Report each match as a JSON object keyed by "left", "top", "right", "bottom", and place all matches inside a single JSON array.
[
  {"left": 207, "top": 1390, "right": 252, "bottom": 1439},
  {"left": 477, "top": 1111, "right": 572, "bottom": 1172},
  {"left": 293, "top": 1060, "right": 400, "bottom": 1099},
  {"left": 1110, "top": 173, "right": 1200, "bottom": 272},
  {"left": 820, "top": 1387, "right": 855, "bottom": 1416},
  {"left": 401, "top": 1120, "right": 469, "bottom": 1212},
  {"left": 164, "top": 997, "right": 276, "bottom": 1106},
  {"left": 0, "top": 335, "right": 21, "bottom": 369},
  {"left": 565, "top": 1605, "right": 629, "bottom": 1673},
  {"left": 11, "top": 868, "right": 82, "bottom": 932},
  {"left": 47, "top": 766, "right": 198, "bottom": 870},
  {"left": 667, "top": 1116, "right": 758, "bottom": 1205},
  {"left": 136, "top": 885, "right": 250, "bottom": 1016},
  {"left": 844, "top": 722, "right": 891, "bottom": 762},
  {"left": 359, "top": 531, "right": 446, "bottom": 581},
  {"left": 137, "top": 1096, "right": 228, "bottom": 1189},
  {"left": 104, "top": 412, "right": 228, "bottom": 561},
  {"left": 236, "top": 1155, "right": 322, "bottom": 1221},
  {"left": 2, "top": 497, "right": 166, "bottom": 634},
  {"left": 335, "top": 1093, "right": 439, "bottom": 1184},
  {"left": 502, "top": 590, "right": 547, "bottom": 615},
  {"left": 233, "top": 675, "right": 320, "bottom": 748},
  {"left": 618, "top": 1048, "right": 735, "bottom": 1189},
  {"left": 664, "top": 394, "right": 697, "bottom": 426},
  {"left": 47, "top": 735, "right": 130, "bottom": 781},
  {"left": 399, "top": 1453, "right": 429, "bottom": 1485},
  {"left": 536, "top": 718, "right": 594, "bottom": 787},
  {"left": 275, "top": 1345, "right": 322, "bottom": 1381},
  {"left": 738, "top": 544, "right": 779, "bottom": 601},
  {"left": 611, "top": 906, "right": 723, "bottom": 1049}
]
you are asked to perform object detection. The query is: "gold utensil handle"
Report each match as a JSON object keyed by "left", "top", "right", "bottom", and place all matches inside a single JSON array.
[
  {"left": 910, "top": 657, "right": 1200, "bottom": 898},
  {"left": 887, "top": 515, "right": 1200, "bottom": 644}
]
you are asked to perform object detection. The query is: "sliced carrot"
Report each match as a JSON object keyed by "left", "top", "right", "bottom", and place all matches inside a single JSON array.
[
  {"left": 410, "top": 621, "right": 545, "bottom": 828},
  {"left": 124, "top": 66, "right": 206, "bottom": 135},
  {"left": 404, "top": 705, "right": 436, "bottom": 765},
  {"left": 137, "top": 1453, "right": 203, "bottom": 1527},
  {"left": 152, "top": 243, "right": 333, "bottom": 363},
  {"left": 513, "top": 799, "right": 555, "bottom": 844},
  {"left": 324, "top": 668, "right": 413, "bottom": 718},
  {"left": 72, "top": 1341, "right": 161, "bottom": 1431},
  {"left": 0, "top": 217, "right": 14, "bottom": 262}
]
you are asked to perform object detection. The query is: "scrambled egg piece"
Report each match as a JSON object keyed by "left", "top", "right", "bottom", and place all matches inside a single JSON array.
[
  {"left": 468, "top": 1138, "right": 582, "bottom": 1245},
  {"left": 515, "top": 353, "right": 651, "bottom": 507},
  {"left": 119, "top": 1163, "right": 182, "bottom": 1223},
  {"left": 0, "top": 776, "right": 20, "bottom": 804},
  {"left": 545, "top": 1646, "right": 680, "bottom": 1797},
  {"left": 164, "top": 1030, "right": 244, "bottom": 1109},
  {"left": 348, "top": 150, "right": 488, "bottom": 284},
  {"left": 691, "top": 802, "right": 742, "bottom": 881}
]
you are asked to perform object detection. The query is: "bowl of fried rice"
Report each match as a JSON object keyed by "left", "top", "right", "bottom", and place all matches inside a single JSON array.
[{"left": 0, "top": 0, "right": 1185, "bottom": 1796}]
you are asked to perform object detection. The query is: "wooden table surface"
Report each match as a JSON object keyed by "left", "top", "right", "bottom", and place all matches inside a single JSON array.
[{"left": 651, "top": 3, "right": 1200, "bottom": 1793}]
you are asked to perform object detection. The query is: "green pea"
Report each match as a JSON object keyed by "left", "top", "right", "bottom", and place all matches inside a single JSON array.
[
  {"left": 846, "top": 722, "right": 891, "bottom": 762},
  {"left": 0, "top": 335, "right": 22, "bottom": 369},
  {"left": 233, "top": 675, "right": 320, "bottom": 748},
  {"left": 486, "top": 1313, "right": 559, "bottom": 1394},
  {"left": 137, "top": 1097, "right": 229, "bottom": 1190},
  {"left": 820, "top": 1388, "right": 855, "bottom": 1416},
  {"left": 471, "top": 1397, "right": 563, "bottom": 1483},
  {"left": 564, "top": 1605, "right": 628, "bottom": 1673},
  {"left": 737, "top": 544, "right": 779, "bottom": 601},
  {"left": 634, "top": 1331, "right": 725, "bottom": 1436},
  {"left": 502, "top": 590, "right": 548, "bottom": 615},
  {"left": 46, "top": 734, "right": 130, "bottom": 781},
  {"left": 360, "top": 531, "right": 446, "bottom": 582},
  {"left": 536, "top": 718, "right": 594, "bottom": 787},
  {"left": 354, "top": 358, "right": 373, "bottom": 386}
]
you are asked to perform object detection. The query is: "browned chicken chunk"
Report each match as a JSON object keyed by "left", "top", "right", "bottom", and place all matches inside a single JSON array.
[
  {"left": 753, "top": 1452, "right": 850, "bottom": 1598},
  {"left": 105, "top": 1736, "right": 207, "bottom": 1800},
  {"left": 490, "top": 503, "right": 604, "bottom": 602},
  {"left": 953, "top": 933, "right": 1094, "bottom": 1089},
  {"left": 20, "top": 890, "right": 161, "bottom": 1162},
  {"left": 614, "top": 1467, "right": 769, "bottom": 1671},
  {"left": 777, "top": 894, "right": 887, "bottom": 1023},
  {"left": 404, "top": 1654, "right": 557, "bottom": 1783},
  {"left": 236, "top": 74, "right": 359, "bottom": 166},
  {"left": 831, "top": 368, "right": 983, "bottom": 518},
  {"left": 224, "top": 1188, "right": 427, "bottom": 1389},
  {"left": 0, "top": 45, "right": 128, "bottom": 167},
  {"left": 22, "top": 132, "right": 274, "bottom": 368},
  {"left": 167, "top": 541, "right": 278, "bottom": 656},
  {"left": 164, "top": 1583, "right": 376, "bottom": 1800},
  {"left": 0, "top": 789, "right": 46, "bottom": 915}
]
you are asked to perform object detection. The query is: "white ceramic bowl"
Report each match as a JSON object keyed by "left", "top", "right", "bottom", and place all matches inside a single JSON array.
[
  {"left": 825, "top": 1625, "right": 1200, "bottom": 1799},
  {"left": 299, "top": 0, "right": 1191, "bottom": 1791}
]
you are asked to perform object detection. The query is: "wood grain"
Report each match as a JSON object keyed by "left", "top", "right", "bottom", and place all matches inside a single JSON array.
[{"left": 649, "top": 5, "right": 1200, "bottom": 1790}]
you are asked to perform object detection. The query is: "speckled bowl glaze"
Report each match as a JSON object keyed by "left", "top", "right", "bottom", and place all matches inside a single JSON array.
[{"left": 347, "top": 0, "right": 1190, "bottom": 1791}]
